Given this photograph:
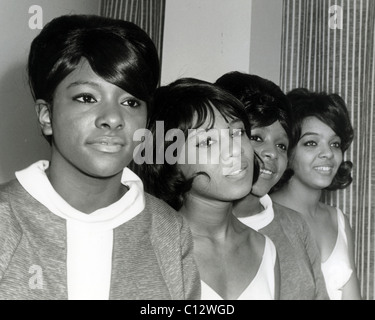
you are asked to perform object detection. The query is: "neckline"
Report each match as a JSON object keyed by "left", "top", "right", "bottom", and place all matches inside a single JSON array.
[
  {"left": 321, "top": 207, "right": 341, "bottom": 265},
  {"left": 15, "top": 160, "right": 145, "bottom": 231},
  {"left": 201, "top": 237, "right": 268, "bottom": 300},
  {"left": 236, "top": 195, "right": 274, "bottom": 231}
]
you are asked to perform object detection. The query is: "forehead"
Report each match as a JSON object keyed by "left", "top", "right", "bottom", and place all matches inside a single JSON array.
[
  {"left": 301, "top": 116, "right": 337, "bottom": 137},
  {"left": 193, "top": 102, "right": 239, "bottom": 130},
  {"left": 60, "top": 58, "right": 100, "bottom": 84},
  {"left": 253, "top": 121, "right": 288, "bottom": 136}
]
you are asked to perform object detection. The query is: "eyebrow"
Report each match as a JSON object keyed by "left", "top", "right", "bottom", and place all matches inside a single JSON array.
[
  {"left": 66, "top": 81, "right": 101, "bottom": 89},
  {"left": 300, "top": 132, "right": 339, "bottom": 139}
]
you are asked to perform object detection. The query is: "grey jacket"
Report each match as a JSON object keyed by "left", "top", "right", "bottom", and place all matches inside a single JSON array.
[{"left": 0, "top": 179, "right": 201, "bottom": 300}]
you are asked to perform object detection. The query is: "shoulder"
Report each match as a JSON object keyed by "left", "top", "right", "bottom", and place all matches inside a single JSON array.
[
  {"left": 320, "top": 202, "right": 344, "bottom": 229},
  {"left": 271, "top": 201, "right": 315, "bottom": 244},
  {"left": 0, "top": 180, "right": 23, "bottom": 279},
  {"left": 143, "top": 192, "right": 187, "bottom": 236},
  {"left": 0, "top": 178, "right": 26, "bottom": 217},
  {"left": 0, "top": 179, "right": 27, "bottom": 214},
  {"left": 0, "top": 178, "right": 24, "bottom": 197},
  {"left": 333, "top": 206, "right": 353, "bottom": 236},
  {"left": 272, "top": 201, "right": 307, "bottom": 227},
  {"left": 143, "top": 192, "right": 180, "bottom": 221}
]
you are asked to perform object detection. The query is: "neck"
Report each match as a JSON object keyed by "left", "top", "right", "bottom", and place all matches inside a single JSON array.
[
  {"left": 233, "top": 193, "right": 264, "bottom": 218},
  {"left": 48, "top": 157, "right": 127, "bottom": 214},
  {"left": 179, "top": 193, "right": 235, "bottom": 240},
  {"left": 273, "top": 178, "right": 322, "bottom": 216}
]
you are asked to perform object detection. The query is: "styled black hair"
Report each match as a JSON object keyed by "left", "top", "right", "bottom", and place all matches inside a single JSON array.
[
  {"left": 28, "top": 14, "right": 160, "bottom": 143},
  {"left": 215, "top": 71, "right": 293, "bottom": 191},
  {"left": 286, "top": 88, "right": 354, "bottom": 191},
  {"left": 215, "top": 71, "right": 292, "bottom": 143},
  {"left": 135, "top": 77, "right": 260, "bottom": 210}
]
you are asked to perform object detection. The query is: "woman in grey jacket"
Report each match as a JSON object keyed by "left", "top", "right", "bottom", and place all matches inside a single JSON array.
[{"left": 0, "top": 14, "right": 200, "bottom": 300}]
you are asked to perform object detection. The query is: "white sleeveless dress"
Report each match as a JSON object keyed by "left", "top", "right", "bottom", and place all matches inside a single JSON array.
[{"left": 321, "top": 208, "right": 353, "bottom": 300}]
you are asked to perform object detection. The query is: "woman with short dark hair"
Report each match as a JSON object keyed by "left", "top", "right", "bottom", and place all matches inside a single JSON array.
[
  {"left": 137, "top": 77, "right": 280, "bottom": 300},
  {"left": 271, "top": 88, "right": 361, "bottom": 300}
]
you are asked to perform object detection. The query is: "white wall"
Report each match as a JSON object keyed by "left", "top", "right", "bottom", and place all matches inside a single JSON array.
[
  {"left": 161, "top": 0, "right": 283, "bottom": 86},
  {"left": 0, "top": 0, "right": 99, "bottom": 183},
  {"left": 249, "top": 0, "right": 283, "bottom": 85},
  {"left": 0, "top": 0, "right": 283, "bottom": 183},
  {"left": 161, "top": 0, "right": 252, "bottom": 85}
]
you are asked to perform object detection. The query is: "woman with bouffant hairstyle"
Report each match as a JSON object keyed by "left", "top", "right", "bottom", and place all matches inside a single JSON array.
[{"left": 271, "top": 88, "right": 361, "bottom": 300}]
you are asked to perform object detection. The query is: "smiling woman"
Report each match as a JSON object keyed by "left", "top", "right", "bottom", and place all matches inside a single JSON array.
[
  {"left": 215, "top": 71, "right": 330, "bottom": 300},
  {"left": 135, "top": 77, "right": 280, "bottom": 300},
  {"left": 271, "top": 88, "right": 362, "bottom": 300}
]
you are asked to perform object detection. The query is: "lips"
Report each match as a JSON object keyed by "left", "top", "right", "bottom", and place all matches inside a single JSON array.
[
  {"left": 224, "top": 162, "right": 249, "bottom": 177},
  {"left": 260, "top": 168, "right": 274, "bottom": 175},
  {"left": 227, "top": 168, "right": 245, "bottom": 176},
  {"left": 313, "top": 165, "right": 334, "bottom": 174},
  {"left": 87, "top": 136, "right": 125, "bottom": 153}
]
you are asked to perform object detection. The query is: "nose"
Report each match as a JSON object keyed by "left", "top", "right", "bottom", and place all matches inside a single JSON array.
[
  {"left": 95, "top": 104, "right": 125, "bottom": 130},
  {"left": 260, "top": 142, "right": 277, "bottom": 160},
  {"left": 221, "top": 131, "right": 243, "bottom": 160},
  {"left": 318, "top": 143, "right": 334, "bottom": 159}
]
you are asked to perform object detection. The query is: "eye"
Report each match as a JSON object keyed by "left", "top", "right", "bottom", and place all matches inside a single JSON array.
[
  {"left": 331, "top": 141, "right": 341, "bottom": 148},
  {"left": 303, "top": 140, "right": 317, "bottom": 147},
  {"left": 231, "top": 128, "right": 245, "bottom": 138},
  {"left": 122, "top": 99, "right": 141, "bottom": 108},
  {"left": 277, "top": 143, "right": 288, "bottom": 152},
  {"left": 196, "top": 136, "right": 214, "bottom": 148},
  {"left": 250, "top": 135, "right": 262, "bottom": 142},
  {"left": 73, "top": 93, "right": 97, "bottom": 104}
]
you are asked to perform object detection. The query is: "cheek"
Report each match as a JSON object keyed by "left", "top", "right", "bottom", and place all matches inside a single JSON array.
[
  {"left": 335, "top": 150, "right": 343, "bottom": 163},
  {"left": 243, "top": 139, "right": 255, "bottom": 159},
  {"left": 52, "top": 114, "right": 89, "bottom": 142},
  {"left": 125, "top": 113, "right": 147, "bottom": 136},
  {"left": 190, "top": 169, "right": 221, "bottom": 196},
  {"left": 290, "top": 151, "right": 308, "bottom": 174},
  {"left": 178, "top": 162, "right": 205, "bottom": 181}
]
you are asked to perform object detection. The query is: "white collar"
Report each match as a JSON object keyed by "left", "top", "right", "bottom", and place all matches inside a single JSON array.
[
  {"left": 236, "top": 194, "right": 274, "bottom": 231},
  {"left": 15, "top": 160, "right": 145, "bottom": 231}
]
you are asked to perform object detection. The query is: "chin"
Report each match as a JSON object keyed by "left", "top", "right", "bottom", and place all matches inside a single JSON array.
[
  {"left": 250, "top": 185, "right": 269, "bottom": 197},
  {"left": 231, "top": 188, "right": 252, "bottom": 200},
  {"left": 83, "top": 161, "right": 128, "bottom": 179}
]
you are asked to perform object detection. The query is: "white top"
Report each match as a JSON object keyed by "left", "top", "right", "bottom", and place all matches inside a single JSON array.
[
  {"left": 321, "top": 208, "right": 353, "bottom": 300},
  {"left": 200, "top": 236, "right": 277, "bottom": 300},
  {"left": 236, "top": 195, "right": 274, "bottom": 231},
  {"left": 16, "top": 160, "right": 145, "bottom": 300}
]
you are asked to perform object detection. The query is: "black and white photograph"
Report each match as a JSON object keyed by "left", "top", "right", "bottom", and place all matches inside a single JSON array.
[{"left": 0, "top": 0, "right": 373, "bottom": 306}]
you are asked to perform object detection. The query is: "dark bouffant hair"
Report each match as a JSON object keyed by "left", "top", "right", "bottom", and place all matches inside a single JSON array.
[
  {"left": 286, "top": 88, "right": 354, "bottom": 191},
  {"left": 135, "top": 77, "right": 259, "bottom": 210},
  {"left": 215, "top": 71, "right": 293, "bottom": 191},
  {"left": 215, "top": 71, "right": 292, "bottom": 143},
  {"left": 28, "top": 14, "right": 160, "bottom": 144}
]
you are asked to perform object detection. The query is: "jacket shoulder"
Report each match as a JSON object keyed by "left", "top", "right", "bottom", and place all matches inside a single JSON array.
[
  {"left": 143, "top": 192, "right": 183, "bottom": 224},
  {"left": 0, "top": 179, "right": 23, "bottom": 280},
  {"left": 273, "top": 202, "right": 305, "bottom": 223}
]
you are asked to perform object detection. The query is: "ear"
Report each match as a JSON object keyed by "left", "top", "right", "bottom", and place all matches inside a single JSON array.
[{"left": 35, "top": 99, "right": 53, "bottom": 136}]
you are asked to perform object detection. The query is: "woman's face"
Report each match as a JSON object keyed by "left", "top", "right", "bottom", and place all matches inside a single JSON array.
[
  {"left": 290, "top": 116, "right": 343, "bottom": 190},
  {"left": 178, "top": 106, "right": 255, "bottom": 202},
  {"left": 249, "top": 121, "right": 289, "bottom": 197},
  {"left": 41, "top": 58, "right": 147, "bottom": 179}
]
